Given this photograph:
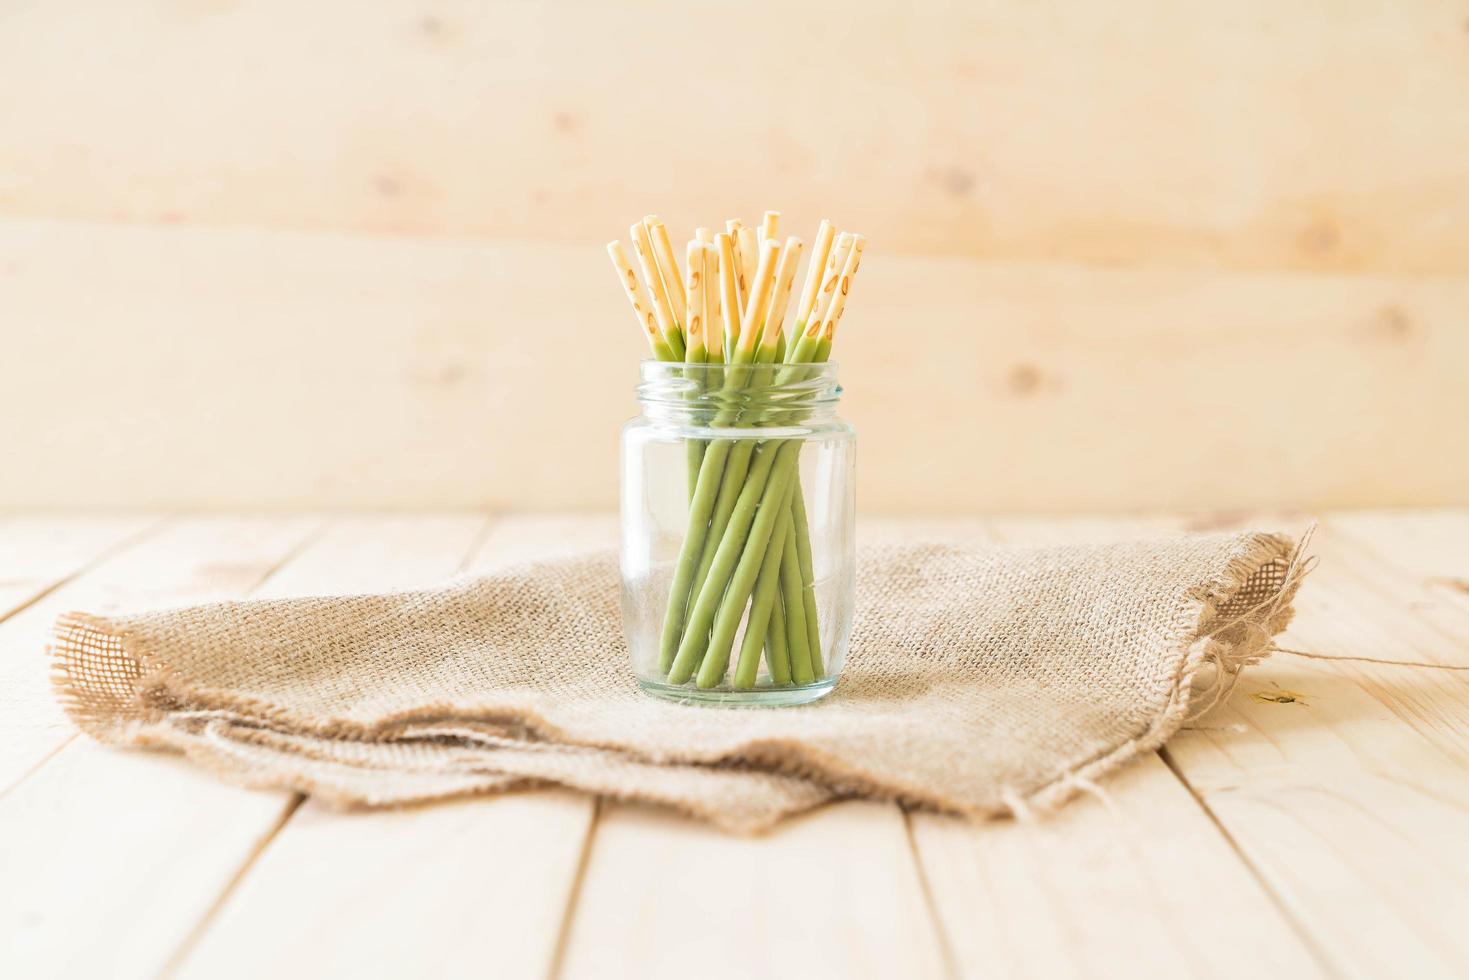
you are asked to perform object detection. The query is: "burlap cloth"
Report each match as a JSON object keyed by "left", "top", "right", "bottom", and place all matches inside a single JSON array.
[{"left": 50, "top": 531, "right": 1305, "bottom": 832}]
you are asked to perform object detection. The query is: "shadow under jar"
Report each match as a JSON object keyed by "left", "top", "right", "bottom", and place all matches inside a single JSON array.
[{"left": 621, "top": 360, "right": 855, "bottom": 706}]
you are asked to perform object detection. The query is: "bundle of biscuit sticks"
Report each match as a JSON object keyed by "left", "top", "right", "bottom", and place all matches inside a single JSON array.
[{"left": 608, "top": 212, "right": 865, "bottom": 690}]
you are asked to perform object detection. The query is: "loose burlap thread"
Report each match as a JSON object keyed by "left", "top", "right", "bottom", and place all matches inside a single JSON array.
[{"left": 50, "top": 531, "right": 1305, "bottom": 832}]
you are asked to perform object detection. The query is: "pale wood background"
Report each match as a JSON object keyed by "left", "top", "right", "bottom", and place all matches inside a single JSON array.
[{"left": 2, "top": 1, "right": 1465, "bottom": 511}]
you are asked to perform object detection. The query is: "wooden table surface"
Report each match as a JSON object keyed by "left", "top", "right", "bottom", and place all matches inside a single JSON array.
[{"left": 1, "top": 511, "right": 1466, "bottom": 979}]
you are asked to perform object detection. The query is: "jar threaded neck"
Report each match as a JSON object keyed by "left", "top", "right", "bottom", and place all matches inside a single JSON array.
[{"left": 635, "top": 361, "right": 842, "bottom": 425}]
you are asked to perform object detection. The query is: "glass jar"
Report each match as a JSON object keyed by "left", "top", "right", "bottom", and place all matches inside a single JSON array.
[{"left": 620, "top": 360, "right": 855, "bottom": 706}]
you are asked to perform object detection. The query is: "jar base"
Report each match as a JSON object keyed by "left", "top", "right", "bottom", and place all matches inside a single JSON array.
[{"left": 637, "top": 677, "right": 837, "bottom": 708}]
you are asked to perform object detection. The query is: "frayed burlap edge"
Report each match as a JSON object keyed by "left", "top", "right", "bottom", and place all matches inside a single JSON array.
[
  {"left": 48, "top": 531, "right": 1310, "bottom": 831},
  {"left": 1007, "top": 528, "right": 1309, "bottom": 820}
]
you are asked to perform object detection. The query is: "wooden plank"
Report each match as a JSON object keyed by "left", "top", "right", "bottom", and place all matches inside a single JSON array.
[
  {"left": 4, "top": 220, "right": 1467, "bottom": 514},
  {"left": 465, "top": 512, "right": 620, "bottom": 567},
  {"left": 1284, "top": 515, "right": 1469, "bottom": 770},
  {"left": 1185, "top": 510, "right": 1469, "bottom": 760},
  {"left": 1328, "top": 510, "right": 1469, "bottom": 660},
  {"left": 1311, "top": 517, "right": 1469, "bottom": 670},
  {"left": 0, "top": 516, "right": 324, "bottom": 979},
  {"left": 180, "top": 791, "right": 595, "bottom": 980},
  {"left": 246, "top": 513, "right": 491, "bottom": 596},
  {"left": 0, "top": 516, "right": 322, "bottom": 791},
  {"left": 911, "top": 754, "right": 1324, "bottom": 979},
  {"left": 1328, "top": 509, "right": 1469, "bottom": 585},
  {"left": 1, "top": 4, "right": 1467, "bottom": 273},
  {"left": 0, "top": 740, "right": 301, "bottom": 980},
  {"left": 0, "top": 516, "right": 160, "bottom": 620},
  {"left": 175, "top": 514, "right": 612, "bottom": 980},
  {"left": 0, "top": 515, "right": 488, "bottom": 979},
  {"left": 561, "top": 802, "right": 950, "bottom": 980},
  {"left": 1163, "top": 512, "right": 1469, "bottom": 977},
  {"left": 905, "top": 516, "right": 1324, "bottom": 978}
]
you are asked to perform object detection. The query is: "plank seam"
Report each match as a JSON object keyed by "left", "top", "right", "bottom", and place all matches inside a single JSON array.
[
  {"left": 6, "top": 518, "right": 325, "bottom": 795},
  {"left": 1321, "top": 525, "right": 1469, "bottom": 657},
  {"left": 0, "top": 733, "right": 77, "bottom": 801},
  {"left": 901, "top": 808, "right": 962, "bottom": 980},
  {"left": 110, "top": 516, "right": 331, "bottom": 974},
  {"left": 159, "top": 512, "right": 495, "bottom": 974},
  {"left": 546, "top": 796, "right": 601, "bottom": 980},
  {"left": 1157, "top": 746, "right": 1343, "bottom": 979},
  {"left": 458, "top": 511, "right": 503, "bottom": 573},
  {"left": 159, "top": 793, "right": 306, "bottom": 978},
  {"left": 248, "top": 517, "right": 336, "bottom": 591},
  {"left": 0, "top": 514, "right": 174, "bottom": 627}
]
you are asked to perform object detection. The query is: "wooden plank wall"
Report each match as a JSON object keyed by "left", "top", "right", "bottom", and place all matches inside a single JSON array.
[{"left": 1, "top": 1, "right": 1465, "bottom": 511}]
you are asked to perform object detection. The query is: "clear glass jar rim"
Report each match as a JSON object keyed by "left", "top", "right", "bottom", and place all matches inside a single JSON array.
[{"left": 636, "top": 359, "right": 842, "bottom": 411}]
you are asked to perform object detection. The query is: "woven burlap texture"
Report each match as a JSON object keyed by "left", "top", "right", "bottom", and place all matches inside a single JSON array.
[{"left": 50, "top": 531, "right": 1303, "bottom": 832}]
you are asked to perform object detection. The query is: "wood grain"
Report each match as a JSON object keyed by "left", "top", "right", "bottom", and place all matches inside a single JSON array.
[
  {"left": 910, "top": 754, "right": 1325, "bottom": 980},
  {"left": 2, "top": 516, "right": 498, "bottom": 980},
  {"left": 4, "top": 3, "right": 1467, "bottom": 515},
  {"left": 3, "top": 220, "right": 1464, "bottom": 512},
  {"left": 1, "top": 3, "right": 1466, "bottom": 273},
  {"left": 1330, "top": 510, "right": 1469, "bottom": 656},
  {"left": 561, "top": 802, "right": 950, "bottom": 980},
  {"left": 1163, "top": 514, "right": 1469, "bottom": 978},
  {"left": 0, "top": 516, "right": 322, "bottom": 979},
  {"left": 177, "top": 789, "right": 595, "bottom": 980},
  {"left": 0, "top": 516, "right": 158, "bottom": 620}
]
